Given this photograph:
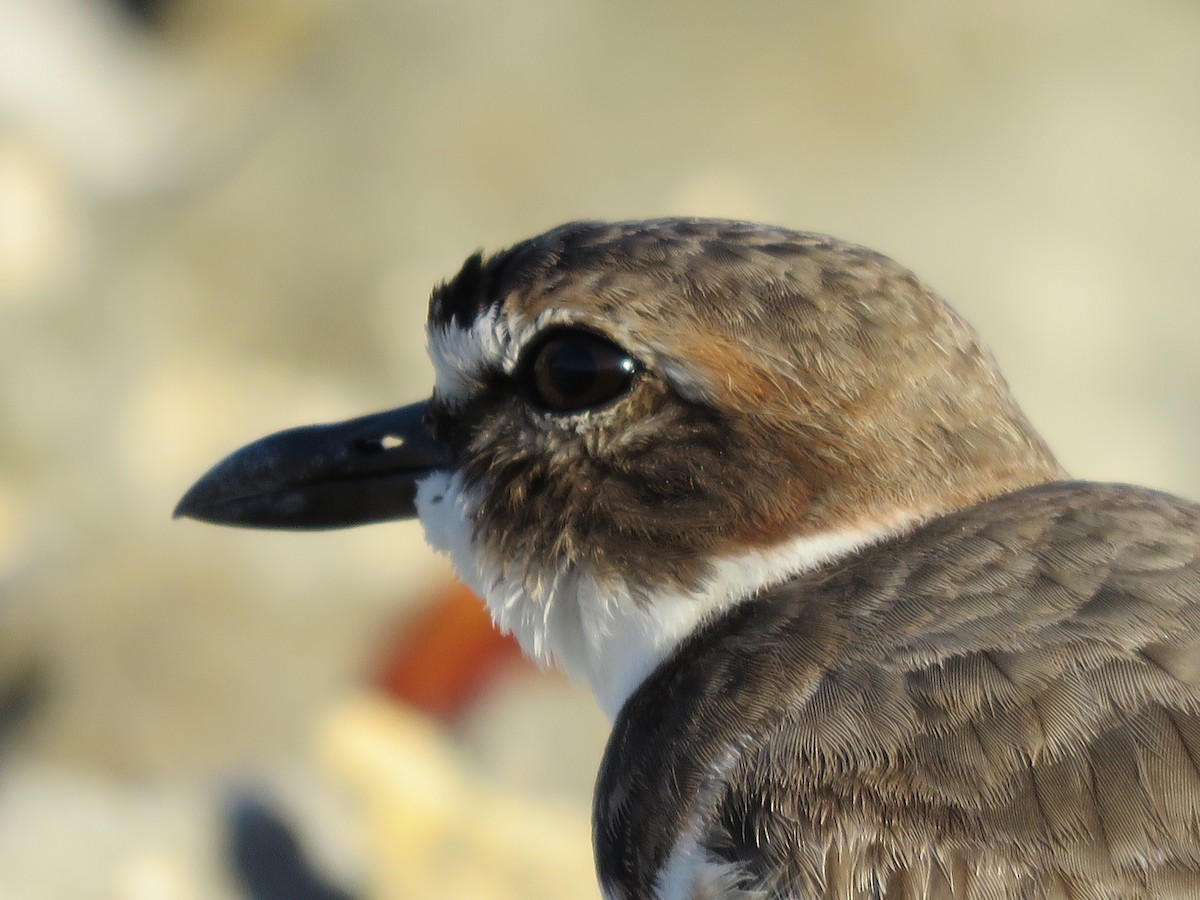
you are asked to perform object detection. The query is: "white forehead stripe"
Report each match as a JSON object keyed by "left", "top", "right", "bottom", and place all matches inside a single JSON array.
[
  {"left": 426, "top": 307, "right": 513, "bottom": 407},
  {"left": 426, "top": 306, "right": 584, "bottom": 407}
]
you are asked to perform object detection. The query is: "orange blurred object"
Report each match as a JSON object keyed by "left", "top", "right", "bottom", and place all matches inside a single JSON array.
[{"left": 372, "top": 581, "right": 530, "bottom": 721}]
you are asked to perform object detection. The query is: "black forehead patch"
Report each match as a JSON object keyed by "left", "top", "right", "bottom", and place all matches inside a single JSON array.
[
  {"left": 426, "top": 218, "right": 840, "bottom": 328},
  {"left": 428, "top": 250, "right": 499, "bottom": 327},
  {"left": 427, "top": 221, "right": 622, "bottom": 328}
]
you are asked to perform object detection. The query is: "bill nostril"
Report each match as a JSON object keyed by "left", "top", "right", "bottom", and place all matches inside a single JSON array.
[
  {"left": 353, "top": 435, "right": 403, "bottom": 454},
  {"left": 351, "top": 433, "right": 425, "bottom": 463}
]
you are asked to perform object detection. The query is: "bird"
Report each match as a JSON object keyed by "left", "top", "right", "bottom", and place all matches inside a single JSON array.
[{"left": 177, "top": 218, "right": 1200, "bottom": 899}]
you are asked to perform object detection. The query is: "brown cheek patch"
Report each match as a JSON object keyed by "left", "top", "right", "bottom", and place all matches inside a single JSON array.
[
  {"left": 661, "top": 331, "right": 810, "bottom": 416},
  {"left": 647, "top": 332, "right": 873, "bottom": 553},
  {"left": 729, "top": 479, "right": 814, "bottom": 548},
  {"left": 713, "top": 408, "right": 872, "bottom": 553}
]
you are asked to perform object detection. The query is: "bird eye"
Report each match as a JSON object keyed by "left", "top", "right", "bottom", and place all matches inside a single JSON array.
[{"left": 523, "top": 330, "right": 640, "bottom": 413}]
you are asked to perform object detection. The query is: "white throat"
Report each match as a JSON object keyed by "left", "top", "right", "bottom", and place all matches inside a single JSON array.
[{"left": 415, "top": 470, "right": 915, "bottom": 718}]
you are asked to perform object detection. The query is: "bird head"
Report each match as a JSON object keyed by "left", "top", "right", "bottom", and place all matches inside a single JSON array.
[{"left": 177, "top": 219, "right": 1064, "bottom": 714}]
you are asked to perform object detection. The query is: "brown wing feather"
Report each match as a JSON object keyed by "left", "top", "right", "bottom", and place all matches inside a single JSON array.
[
  {"left": 596, "top": 481, "right": 1200, "bottom": 898},
  {"left": 719, "top": 482, "right": 1200, "bottom": 897}
]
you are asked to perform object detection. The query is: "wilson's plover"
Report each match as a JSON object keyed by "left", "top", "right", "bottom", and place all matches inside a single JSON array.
[{"left": 179, "top": 219, "right": 1200, "bottom": 899}]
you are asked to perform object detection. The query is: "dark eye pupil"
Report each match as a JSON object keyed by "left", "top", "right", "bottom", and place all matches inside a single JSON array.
[
  {"left": 528, "top": 331, "right": 638, "bottom": 412},
  {"left": 546, "top": 341, "right": 599, "bottom": 397}
]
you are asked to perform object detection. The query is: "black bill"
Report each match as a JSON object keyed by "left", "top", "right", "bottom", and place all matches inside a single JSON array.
[{"left": 174, "top": 400, "right": 447, "bottom": 530}]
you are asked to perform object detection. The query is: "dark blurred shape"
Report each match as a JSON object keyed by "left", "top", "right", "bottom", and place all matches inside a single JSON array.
[
  {"left": 373, "top": 581, "right": 528, "bottom": 722},
  {"left": 226, "top": 792, "right": 355, "bottom": 900},
  {"left": 0, "top": 664, "right": 47, "bottom": 751},
  {"left": 108, "top": 0, "right": 173, "bottom": 30}
]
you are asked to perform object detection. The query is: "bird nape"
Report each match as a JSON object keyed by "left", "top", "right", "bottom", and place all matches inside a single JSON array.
[{"left": 179, "top": 218, "right": 1200, "bottom": 900}]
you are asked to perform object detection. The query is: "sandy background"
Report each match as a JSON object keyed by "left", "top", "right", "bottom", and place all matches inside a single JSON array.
[{"left": 1, "top": 0, "right": 1199, "bottom": 897}]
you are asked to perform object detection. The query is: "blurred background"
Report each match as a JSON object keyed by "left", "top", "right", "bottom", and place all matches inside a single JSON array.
[{"left": 1, "top": 0, "right": 1199, "bottom": 896}]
